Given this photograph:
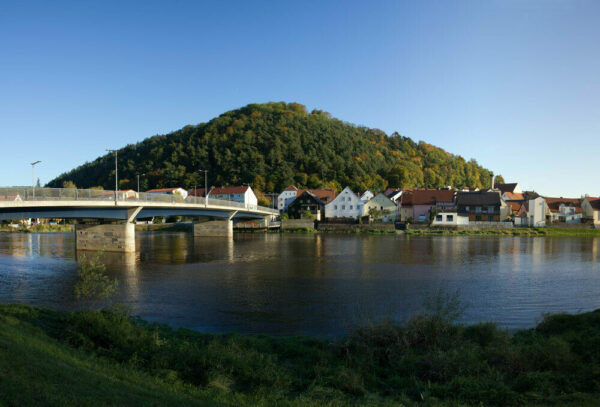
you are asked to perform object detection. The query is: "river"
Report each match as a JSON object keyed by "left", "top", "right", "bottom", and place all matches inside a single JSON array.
[{"left": 1, "top": 232, "right": 599, "bottom": 336}]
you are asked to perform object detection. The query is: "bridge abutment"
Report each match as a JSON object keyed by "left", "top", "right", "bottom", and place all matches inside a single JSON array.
[
  {"left": 193, "top": 219, "right": 233, "bottom": 237},
  {"left": 75, "top": 223, "right": 136, "bottom": 252}
]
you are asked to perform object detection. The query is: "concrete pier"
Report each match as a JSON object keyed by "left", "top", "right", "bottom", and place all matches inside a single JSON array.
[
  {"left": 75, "top": 223, "right": 136, "bottom": 252},
  {"left": 193, "top": 219, "right": 233, "bottom": 237}
]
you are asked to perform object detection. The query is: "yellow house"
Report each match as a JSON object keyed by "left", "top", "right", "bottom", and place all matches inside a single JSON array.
[{"left": 364, "top": 193, "right": 397, "bottom": 222}]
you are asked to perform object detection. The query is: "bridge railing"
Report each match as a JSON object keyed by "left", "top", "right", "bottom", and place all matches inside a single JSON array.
[{"left": 0, "top": 187, "right": 278, "bottom": 214}]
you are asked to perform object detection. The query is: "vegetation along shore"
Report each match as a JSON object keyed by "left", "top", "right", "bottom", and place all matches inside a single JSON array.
[{"left": 2, "top": 301, "right": 600, "bottom": 406}]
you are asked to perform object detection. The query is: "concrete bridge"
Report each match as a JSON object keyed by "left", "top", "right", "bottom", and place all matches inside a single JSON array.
[{"left": 0, "top": 187, "right": 278, "bottom": 252}]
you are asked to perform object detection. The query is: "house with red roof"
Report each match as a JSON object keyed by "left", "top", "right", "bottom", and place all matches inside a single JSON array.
[
  {"left": 543, "top": 197, "right": 582, "bottom": 223},
  {"left": 582, "top": 197, "right": 600, "bottom": 226},
  {"left": 399, "top": 189, "right": 455, "bottom": 222},
  {"left": 208, "top": 186, "right": 257, "bottom": 206},
  {"left": 277, "top": 185, "right": 336, "bottom": 213}
]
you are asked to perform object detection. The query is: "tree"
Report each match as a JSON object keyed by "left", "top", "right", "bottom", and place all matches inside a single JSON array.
[
  {"left": 62, "top": 181, "right": 77, "bottom": 189},
  {"left": 74, "top": 251, "right": 119, "bottom": 310}
]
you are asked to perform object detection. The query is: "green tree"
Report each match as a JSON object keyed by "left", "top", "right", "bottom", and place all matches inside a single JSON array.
[{"left": 74, "top": 251, "right": 119, "bottom": 310}]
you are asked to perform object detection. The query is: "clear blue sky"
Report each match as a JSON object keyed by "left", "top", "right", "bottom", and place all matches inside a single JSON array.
[{"left": 1, "top": 0, "right": 598, "bottom": 197}]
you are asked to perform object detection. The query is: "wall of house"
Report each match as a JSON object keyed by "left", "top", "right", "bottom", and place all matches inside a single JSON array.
[
  {"left": 325, "top": 188, "right": 364, "bottom": 219},
  {"left": 278, "top": 190, "right": 297, "bottom": 212},
  {"left": 431, "top": 213, "right": 468, "bottom": 226}
]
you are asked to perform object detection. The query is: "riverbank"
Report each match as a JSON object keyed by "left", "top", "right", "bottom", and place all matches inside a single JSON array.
[
  {"left": 0, "top": 224, "right": 74, "bottom": 233},
  {"left": 405, "top": 227, "right": 600, "bottom": 237},
  {"left": 1, "top": 303, "right": 600, "bottom": 406}
]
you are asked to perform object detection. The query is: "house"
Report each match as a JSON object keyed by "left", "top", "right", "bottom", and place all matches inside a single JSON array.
[
  {"left": 209, "top": 186, "right": 258, "bottom": 206},
  {"left": 287, "top": 191, "right": 326, "bottom": 221},
  {"left": 324, "top": 187, "right": 365, "bottom": 219},
  {"left": 384, "top": 188, "right": 404, "bottom": 204},
  {"left": 277, "top": 185, "right": 299, "bottom": 213},
  {"left": 146, "top": 187, "right": 188, "bottom": 200},
  {"left": 364, "top": 193, "right": 397, "bottom": 222},
  {"left": 544, "top": 198, "right": 582, "bottom": 223},
  {"left": 277, "top": 185, "right": 336, "bottom": 213},
  {"left": 399, "top": 189, "right": 455, "bottom": 222},
  {"left": 456, "top": 191, "right": 510, "bottom": 222},
  {"left": 582, "top": 197, "right": 600, "bottom": 225},
  {"left": 0, "top": 194, "right": 22, "bottom": 201},
  {"left": 502, "top": 191, "right": 524, "bottom": 202},
  {"left": 359, "top": 190, "right": 375, "bottom": 202},
  {"left": 495, "top": 183, "right": 522, "bottom": 194},
  {"left": 431, "top": 210, "right": 469, "bottom": 226},
  {"left": 516, "top": 196, "right": 546, "bottom": 227}
]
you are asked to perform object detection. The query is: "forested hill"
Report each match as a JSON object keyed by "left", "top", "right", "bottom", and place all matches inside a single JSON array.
[{"left": 47, "top": 102, "right": 501, "bottom": 193}]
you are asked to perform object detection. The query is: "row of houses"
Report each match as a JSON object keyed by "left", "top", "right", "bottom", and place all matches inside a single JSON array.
[{"left": 276, "top": 179, "right": 600, "bottom": 228}]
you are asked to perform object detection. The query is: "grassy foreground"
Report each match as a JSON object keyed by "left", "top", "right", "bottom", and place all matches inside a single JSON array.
[
  {"left": 405, "top": 227, "right": 600, "bottom": 237},
  {"left": 1, "top": 304, "right": 600, "bottom": 406}
]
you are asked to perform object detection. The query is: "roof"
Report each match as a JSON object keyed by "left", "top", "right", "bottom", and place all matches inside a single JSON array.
[
  {"left": 210, "top": 186, "right": 250, "bottom": 195},
  {"left": 146, "top": 188, "right": 185, "bottom": 193},
  {"left": 496, "top": 183, "right": 519, "bottom": 194},
  {"left": 284, "top": 185, "right": 298, "bottom": 192},
  {"left": 507, "top": 201, "right": 523, "bottom": 213},
  {"left": 400, "top": 189, "right": 455, "bottom": 206},
  {"left": 296, "top": 189, "right": 336, "bottom": 203},
  {"left": 456, "top": 191, "right": 503, "bottom": 206},
  {"left": 293, "top": 190, "right": 326, "bottom": 206},
  {"left": 585, "top": 197, "right": 600, "bottom": 210},
  {"left": 188, "top": 188, "right": 209, "bottom": 197},
  {"left": 503, "top": 192, "right": 524, "bottom": 201},
  {"left": 544, "top": 197, "right": 582, "bottom": 213}
]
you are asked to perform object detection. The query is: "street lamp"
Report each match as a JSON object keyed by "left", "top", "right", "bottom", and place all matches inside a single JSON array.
[
  {"left": 136, "top": 173, "right": 145, "bottom": 194},
  {"left": 31, "top": 160, "right": 41, "bottom": 199},
  {"left": 106, "top": 149, "right": 118, "bottom": 201},
  {"left": 199, "top": 169, "right": 208, "bottom": 207}
]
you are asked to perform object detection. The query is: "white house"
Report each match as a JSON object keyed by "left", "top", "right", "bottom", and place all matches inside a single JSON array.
[
  {"left": 277, "top": 185, "right": 299, "bottom": 213},
  {"left": 209, "top": 186, "right": 258, "bottom": 206},
  {"left": 146, "top": 187, "right": 188, "bottom": 200},
  {"left": 359, "top": 190, "right": 374, "bottom": 202},
  {"left": 431, "top": 211, "right": 469, "bottom": 226},
  {"left": 325, "top": 187, "right": 365, "bottom": 219},
  {"left": 523, "top": 197, "right": 546, "bottom": 227},
  {"left": 582, "top": 197, "right": 600, "bottom": 225}
]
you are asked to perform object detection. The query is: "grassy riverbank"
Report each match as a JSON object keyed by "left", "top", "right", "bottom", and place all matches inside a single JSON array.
[
  {"left": 405, "top": 227, "right": 600, "bottom": 237},
  {"left": 0, "top": 224, "right": 74, "bottom": 233},
  {"left": 1, "top": 303, "right": 600, "bottom": 406}
]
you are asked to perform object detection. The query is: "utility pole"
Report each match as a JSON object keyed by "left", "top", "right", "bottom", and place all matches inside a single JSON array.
[
  {"left": 106, "top": 149, "right": 118, "bottom": 202},
  {"left": 199, "top": 169, "right": 208, "bottom": 207},
  {"left": 31, "top": 160, "right": 41, "bottom": 199},
  {"left": 137, "top": 173, "right": 145, "bottom": 194}
]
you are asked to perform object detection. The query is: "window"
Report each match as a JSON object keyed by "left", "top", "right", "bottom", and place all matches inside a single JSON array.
[
  {"left": 488, "top": 215, "right": 494, "bottom": 221},
  {"left": 475, "top": 207, "right": 482, "bottom": 213},
  {"left": 465, "top": 206, "right": 470, "bottom": 211},
  {"left": 436, "top": 215, "right": 443, "bottom": 221},
  {"left": 349, "top": 205, "right": 353, "bottom": 210},
  {"left": 488, "top": 206, "right": 495, "bottom": 213},
  {"left": 475, "top": 215, "right": 482, "bottom": 221},
  {"left": 447, "top": 215, "right": 454, "bottom": 222},
  {"left": 342, "top": 205, "right": 346, "bottom": 210},
  {"left": 334, "top": 205, "right": 337, "bottom": 210}
]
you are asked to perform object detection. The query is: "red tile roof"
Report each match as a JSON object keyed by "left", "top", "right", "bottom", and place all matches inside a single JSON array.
[
  {"left": 401, "top": 189, "right": 455, "bottom": 206},
  {"left": 146, "top": 188, "right": 185, "bottom": 193},
  {"left": 296, "top": 189, "right": 336, "bottom": 203},
  {"left": 284, "top": 185, "right": 298, "bottom": 192},
  {"left": 503, "top": 192, "right": 524, "bottom": 201},
  {"left": 544, "top": 197, "right": 582, "bottom": 213},
  {"left": 210, "top": 186, "right": 250, "bottom": 195}
]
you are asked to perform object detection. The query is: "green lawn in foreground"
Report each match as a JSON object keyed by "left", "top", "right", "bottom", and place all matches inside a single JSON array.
[{"left": 1, "top": 303, "right": 600, "bottom": 406}]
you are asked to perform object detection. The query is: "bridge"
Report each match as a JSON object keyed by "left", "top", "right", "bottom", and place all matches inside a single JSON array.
[{"left": 0, "top": 187, "right": 278, "bottom": 252}]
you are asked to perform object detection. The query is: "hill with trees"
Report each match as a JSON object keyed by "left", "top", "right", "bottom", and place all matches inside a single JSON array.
[{"left": 47, "top": 102, "right": 502, "bottom": 193}]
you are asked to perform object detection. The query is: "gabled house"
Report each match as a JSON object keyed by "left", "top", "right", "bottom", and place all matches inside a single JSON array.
[
  {"left": 209, "top": 186, "right": 258, "bottom": 206},
  {"left": 544, "top": 198, "right": 582, "bottom": 223},
  {"left": 496, "top": 183, "right": 522, "bottom": 195},
  {"left": 324, "top": 187, "right": 365, "bottom": 219},
  {"left": 456, "top": 191, "right": 510, "bottom": 222},
  {"left": 364, "top": 193, "right": 397, "bottom": 222},
  {"left": 400, "top": 189, "right": 455, "bottom": 222},
  {"left": 287, "top": 191, "right": 326, "bottom": 221},
  {"left": 146, "top": 187, "right": 188, "bottom": 199},
  {"left": 513, "top": 196, "right": 546, "bottom": 227},
  {"left": 359, "top": 190, "right": 375, "bottom": 202},
  {"left": 277, "top": 185, "right": 299, "bottom": 213},
  {"left": 582, "top": 197, "right": 600, "bottom": 225}
]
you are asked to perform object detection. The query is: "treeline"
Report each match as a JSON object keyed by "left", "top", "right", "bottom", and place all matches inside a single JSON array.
[{"left": 47, "top": 102, "right": 501, "bottom": 192}]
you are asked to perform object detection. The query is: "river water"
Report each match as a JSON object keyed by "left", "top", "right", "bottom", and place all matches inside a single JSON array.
[{"left": 1, "top": 232, "right": 599, "bottom": 336}]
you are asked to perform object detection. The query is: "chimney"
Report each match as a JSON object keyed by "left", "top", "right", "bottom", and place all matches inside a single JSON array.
[{"left": 490, "top": 174, "right": 495, "bottom": 190}]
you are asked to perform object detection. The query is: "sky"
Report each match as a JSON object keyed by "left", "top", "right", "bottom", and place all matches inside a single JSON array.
[{"left": 0, "top": 0, "right": 598, "bottom": 197}]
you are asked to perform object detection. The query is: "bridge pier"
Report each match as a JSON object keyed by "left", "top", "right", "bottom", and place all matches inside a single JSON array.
[
  {"left": 193, "top": 219, "right": 233, "bottom": 237},
  {"left": 75, "top": 223, "right": 136, "bottom": 252}
]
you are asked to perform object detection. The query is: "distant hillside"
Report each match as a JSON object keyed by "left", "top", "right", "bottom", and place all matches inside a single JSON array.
[{"left": 47, "top": 102, "right": 501, "bottom": 193}]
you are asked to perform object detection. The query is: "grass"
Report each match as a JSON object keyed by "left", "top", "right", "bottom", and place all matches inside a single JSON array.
[
  {"left": 1, "top": 302, "right": 600, "bottom": 406},
  {"left": 0, "top": 224, "right": 74, "bottom": 233},
  {"left": 405, "top": 227, "right": 600, "bottom": 237}
]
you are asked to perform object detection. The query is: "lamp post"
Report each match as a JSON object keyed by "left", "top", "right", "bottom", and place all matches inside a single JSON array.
[
  {"left": 199, "top": 169, "right": 208, "bottom": 207},
  {"left": 30, "top": 160, "right": 41, "bottom": 199},
  {"left": 106, "top": 149, "right": 118, "bottom": 202},
  {"left": 137, "top": 173, "right": 145, "bottom": 194}
]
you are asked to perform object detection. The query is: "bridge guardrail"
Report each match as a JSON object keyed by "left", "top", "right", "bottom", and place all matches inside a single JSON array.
[{"left": 0, "top": 187, "right": 278, "bottom": 215}]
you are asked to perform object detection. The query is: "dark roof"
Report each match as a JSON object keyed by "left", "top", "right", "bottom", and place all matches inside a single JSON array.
[
  {"left": 457, "top": 191, "right": 502, "bottom": 206},
  {"left": 585, "top": 197, "right": 600, "bottom": 210},
  {"left": 296, "top": 189, "right": 336, "bottom": 203},
  {"left": 496, "top": 183, "right": 519, "bottom": 194}
]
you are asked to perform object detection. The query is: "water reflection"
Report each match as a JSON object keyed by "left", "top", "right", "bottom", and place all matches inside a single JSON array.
[{"left": 0, "top": 232, "right": 599, "bottom": 336}]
